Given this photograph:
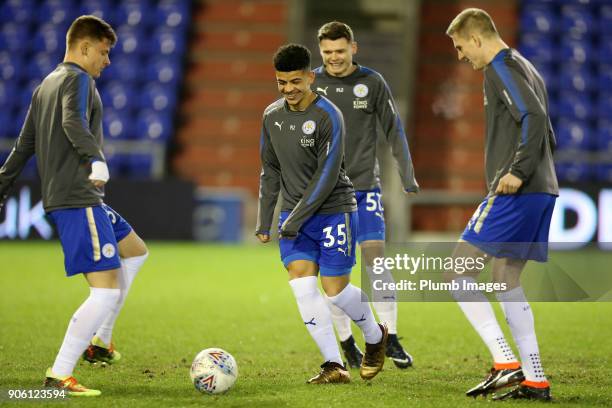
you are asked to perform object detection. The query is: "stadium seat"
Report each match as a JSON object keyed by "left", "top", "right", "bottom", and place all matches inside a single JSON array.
[
  {"left": 597, "top": 93, "right": 612, "bottom": 120},
  {"left": 115, "top": 25, "right": 148, "bottom": 57},
  {"left": 36, "top": 0, "right": 75, "bottom": 27},
  {"left": 146, "top": 58, "right": 182, "bottom": 85},
  {"left": 555, "top": 162, "right": 591, "bottom": 183},
  {"left": 0, "top": 23, "right": 29, "bottom": 53},
  {"left": 518, "top": 34, "right": 554, "bottom": 64},
  {"left": 10, "top": 106, "right": 30, "bottom": 140},
  {"left": 0, "top": 110, "right": 9, "bottom": 139},
  {"left": 80, "top": 0, "right": 114, "bottom": 24},
  {"left": 0, "top": 51, "right": 24, "bottom": 82},
  {"left": 32, "top": 24, "right": 65, "bottom": 55},
  {"left": 28, "top": 53, "right": 57, "bottom": 82},
  {"left": 126, "top": 153, "right": 155, "bottom": 178},
  {"left": 0, "top": 81, "right": 17, "bottom": 111},
  {"left": 600, "top": 5, "right": 612, "bottom": 35},
  {"left": 596, "top": 164, "right": 612, "bottom": 183},
  {"left": 560, "top": 5, "right": 595, "bottom": 37},
  {"left": 115, "top": 0, "right": 152, "bottom": 29},
  {"left": 136, "top": 109, "right": 173, "bottom": 141},
  {"left": 558, "top": 37, "right": 592, "bottom": 63},
  {"left": 139, "top": 83, "right": 177, "bottom": 112},
  {"left": 597, "top": 64, "right": 612, "bottom": 90},
  {"left": 103, "top": 56, "right": 139, "bottom": 83},
  {"left": 597, "top": 120, "right": 612, "bottom": 150},
  {"left": 156, "top": 0, "right": 190, "bottom": 29},
  {"left": 100, "top": 81, "right": 135, "bottom": 113},
  {"left": 558, "top": 64, "right": 594, "bottom": 92},
  {"left": 556, "top": 120, "right": 593, "bottom": 150},
  {"left": 150, "top": 27, "right": 186, "bottom": 57},
  {"left": 557, "top": 91, "right": 593, "bottom": 120},
  {"left": 0, "top": 0, "right": 35, "bottom": 24},
  {"left": 597, "top": 36, "right": 612, "bottom": 63},
  {"left": 520, "top": 4, "right": 555, "bottom": 35},
  {"left": 103, "top": 108, "right": 134, "bottom": 140}
]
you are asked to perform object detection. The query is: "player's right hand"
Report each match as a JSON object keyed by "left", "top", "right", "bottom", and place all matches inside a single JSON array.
[
  {"left": 89, "top": 160, "right": 110, "bottom": 188},
  {"left": 256, "top": 233, "right": 270, "bottom": 243}
]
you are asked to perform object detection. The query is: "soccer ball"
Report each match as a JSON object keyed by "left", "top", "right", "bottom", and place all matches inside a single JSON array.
[{"left": 190, "top": 348, "right": 238, "bottom": 395}]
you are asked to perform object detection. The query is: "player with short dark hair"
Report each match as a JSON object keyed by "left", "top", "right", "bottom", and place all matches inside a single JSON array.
[
  {"left": 445, "top": 8, "right": 558, "bottom": 401},
  {"left": 256, "top": 43, "right": 388, "bottom": 384},
  {"left": 0, "top": 15, "right": 147, "bottom": 396},
  {"left": 313, "top": 21, "right": 419, "bottom": 369}
]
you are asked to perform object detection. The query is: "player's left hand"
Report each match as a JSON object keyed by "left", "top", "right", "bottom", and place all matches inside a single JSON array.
[{"left": 495, "top": 173, "right": 523, "bottom": 195}]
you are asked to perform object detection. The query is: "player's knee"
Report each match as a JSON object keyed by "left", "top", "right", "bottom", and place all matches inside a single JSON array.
[{"left": 321, "top": 276, "right": 350, "bottom": 297}]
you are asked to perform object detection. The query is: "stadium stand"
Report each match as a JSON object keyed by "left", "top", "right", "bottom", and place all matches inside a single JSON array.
[{"left": 0, "top": 0, "right": 191, "bottom": 179}]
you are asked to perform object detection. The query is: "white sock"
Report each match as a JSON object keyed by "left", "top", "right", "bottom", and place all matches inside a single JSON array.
[
  {"left": 325, "top": 297, "right": 353, "bottom": 342},
  {"left": 52, "top": 287, "right": 121, "bottom": 377},
  {"left": 289, "top": 277, "right": 342, "bottom": 365},
  {"left": 497, "top": 287, "right": 547, "bottom": 382},
  {"left": 365, "top": 266, "right": 398, "bottom": 334},
  {"left": 96, "top": 252, "right": 148, "bottom": 345},
  {"left": 327, "top": 284, "right": 382, "bottom": 344},
  {"left": 451, "top": 277, "right": 518, "bottom": 365},
  {"left": 372, "top": 302, "right": 397, "bottom": 334}
]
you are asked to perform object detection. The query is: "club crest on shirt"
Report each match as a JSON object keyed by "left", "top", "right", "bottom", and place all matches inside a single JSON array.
[
  {"left": 302, "top": 120, "right": 316, "bottom": 135},
  {"left": 102, "top": 243, "right": 116, "bottom": 258},
  {"left": 353, "top": 84, "right": 368, "bottom": 98}
]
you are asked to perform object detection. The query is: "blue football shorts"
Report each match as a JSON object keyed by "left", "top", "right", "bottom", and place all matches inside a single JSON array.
[
  {"left": 278, "top": 211, "right": 357, "bottom": 276},
  {"left": 48, "top": 203, "right": 133, "bottom": 276},
  {"left": 355, "top": 188, "right": 386, "bottom": 243},
  {"left": 461, "top": 193, "right": 557, "bottom": 262}
]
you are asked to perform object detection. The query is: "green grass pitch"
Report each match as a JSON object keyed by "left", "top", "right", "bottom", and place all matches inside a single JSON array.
[{"left": 0, "top": 242, "right": 611, "bottom": 407}]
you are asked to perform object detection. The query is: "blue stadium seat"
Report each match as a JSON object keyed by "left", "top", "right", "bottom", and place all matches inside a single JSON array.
[
  {"left": 558, "top": 37, "right": 592, "bottom": 63},
  {"left": 10, "top": 106, "right": 30, "bottom": 139},
  {"left": 558, "top": 64, "right": 594, "bottom": 92},
  {"left": 101, "top": 147, "right": 125, "bottom": 178},
  {"left": 598, "top": 36, "right": 612, "bottom": 63},
  {"left": 0, "top": 0, "right": 35, "bottom": 24},
  {"left": 156, "top": 0, "right": 190, "bottom": 30},
  {"left": 597, "top": 64, "right": 612, "bottom": 90},
  {"left": 557, "top": 91, "right": 593, "bottom": 120},
  {"left": 520, "top": 5, "right": 556, "bottom": 35},
  {"left": 560, "top": 5, "right": 595, "bottom": 37},
  {"left": 596, "top": 164, "right": 612, "bottom": 183},
  {"left": 104, "top": 56, "right": 139, "bottom": 83},
  {"left": 0, "top": 23, "right": 29, "bottom": 54},
  {"left": 597, "top": 93, "right": 612, "bottom": 119},
  {"left": 0, "top": 81, "right": 17, "bottom": 111},
  {"left": 32, "top": 24, "right": 65, "bottom": 56},
  {"left": 36, "top": 0, "right": 76, "bottom": 27},
  {"left": 555, "top": 162, "right": 591, "bottom": 183},
  {"left": 597, "top": 120, "right": 612, "bottom": 150},
  {"left": 0, "top": 51, "right": 24, "bottom": 82},
  {"left": 518, "top": 34, "right": 554, "bottom": 64},
  {"left": 115, "top": 25, "right": 148, "bottom": 57},
  {"left": 0, "top": 110, "right": 10, "bottom": 139},
  {"left": 146, "top": 58, "right": 182, "bottom": 85},
  {"left": 556, "top": 120, "right": 593, "bottom": 149},
  {"left": 103, "top": 108, "right": 134, "bottom": 140},
  {"left": 115, "top": 0, "right": 153, "bottom": 28},
  {"left": 100, "top": 81, "right": 135, "bottom": 113},
  {"left": 150, "top": 27, "right": 186, "bottom": 57},
  {"left": 126, "top": 153, "right": 154, "bottom": 178},
  {"left": 80, "top": 0, "right": 114, "bottom": 24},
  {"left": 136, "top": 109, "right": 173, "bottom": 141},
  {"left": 28, "top": 53, "right": 57, "bottom": 82},
  {"left": 601, "top": 5, "right": 612, "bottom": 35},
  {"left": 139, "top": 83, "right": 177, "bottom": 112}
]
